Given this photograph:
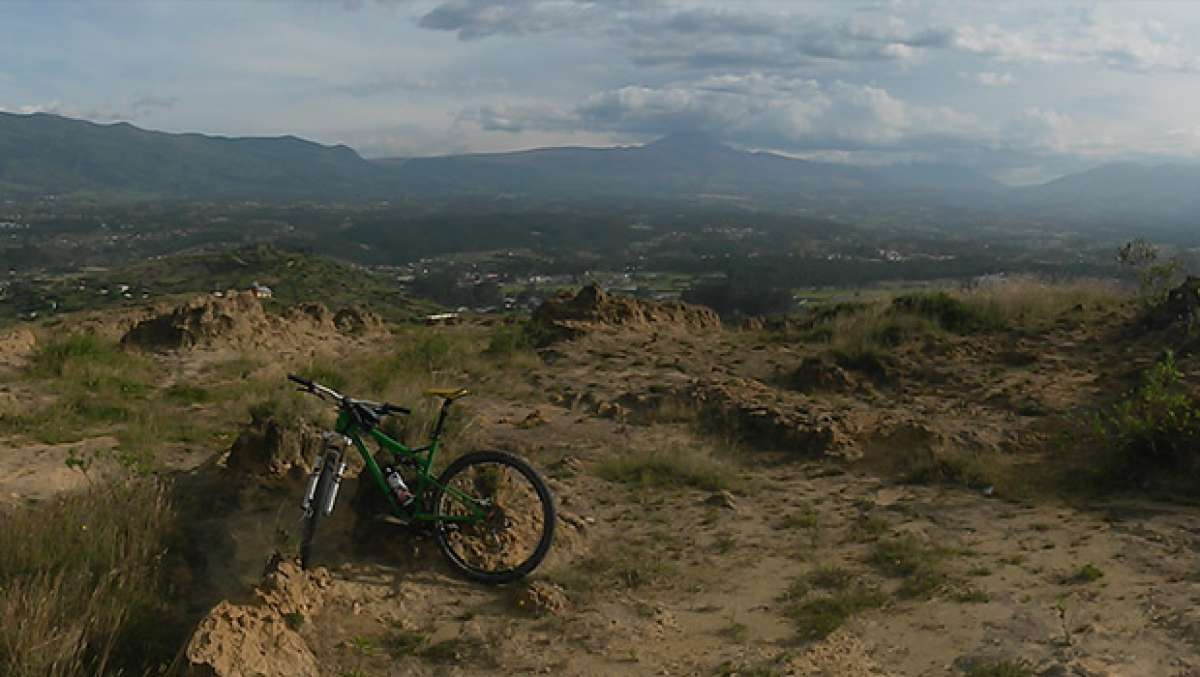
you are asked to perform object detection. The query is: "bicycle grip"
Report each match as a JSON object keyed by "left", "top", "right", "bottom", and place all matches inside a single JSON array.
[{"left": 287, "top": 374, "right": 314, "bottom": 389}]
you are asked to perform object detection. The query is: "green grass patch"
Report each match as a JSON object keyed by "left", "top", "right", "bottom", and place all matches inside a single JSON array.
[{"left": 164, "top": 383, "right": 212, "bottom": 404}]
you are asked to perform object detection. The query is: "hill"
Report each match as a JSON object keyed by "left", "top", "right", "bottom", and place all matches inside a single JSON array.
[
  {"left": 0, "top": 112, "right": 386, "bottom": 199},
  {"left": 379, "top": 131, "right": 1006, "bottom": 202},
  {"left": 1011, "top": 162, "right": 1200, "bottom": 231},
  {"left": 5, "top": 113, "right": 1200, "bottom": 236},
  {"left": 0, "top": 114, "right": 1001, "bottom": 205}
]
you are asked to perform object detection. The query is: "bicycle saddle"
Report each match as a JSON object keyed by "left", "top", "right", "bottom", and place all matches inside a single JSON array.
[{"left": 424, "top": 387, "right": 470, "bottom": 400}]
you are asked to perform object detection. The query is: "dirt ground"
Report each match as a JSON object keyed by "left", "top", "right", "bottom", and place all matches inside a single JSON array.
[{"left": 182, "top": 305, "right": 1200, "bottom": 676}]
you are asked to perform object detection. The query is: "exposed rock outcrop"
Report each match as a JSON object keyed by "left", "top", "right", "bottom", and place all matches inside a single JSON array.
[{"left": 528, "top": 284, "right": 721, "bottom": 346}]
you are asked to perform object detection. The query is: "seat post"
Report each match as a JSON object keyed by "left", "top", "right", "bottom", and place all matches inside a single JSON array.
[{"left": 431, "top": 398, "right": 452, "bottom": 440}]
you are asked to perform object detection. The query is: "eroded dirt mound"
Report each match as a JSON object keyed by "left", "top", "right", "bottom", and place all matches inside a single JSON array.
[
  {"left": 529, "top": 284, "right": 721, "bottom": 345},
  {"left": 120, "top": 293, "right": 386, "bottom": 351},
  {"left": 225, "top": 412, "right": 325, "bottom": 480},
  {"left": 185, "top": 561, "right": 330, "bottom": 677}
]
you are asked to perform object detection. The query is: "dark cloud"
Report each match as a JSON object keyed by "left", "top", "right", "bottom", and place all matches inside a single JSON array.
[{"left": 417, "top": 0, "right": 952, "bottom": 68}]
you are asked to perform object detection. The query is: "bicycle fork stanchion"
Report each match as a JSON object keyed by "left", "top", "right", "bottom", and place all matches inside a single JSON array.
[
  {"left": 323, "top": 460, "right": 348, "bottom": 516},
  {"left": 301, "top": 455, "right": 324, "bottom": 516}
]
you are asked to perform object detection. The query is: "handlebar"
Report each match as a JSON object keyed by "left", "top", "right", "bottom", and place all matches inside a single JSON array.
[{"left": 286, "top": 374, "right": 411, "bottom": 419}]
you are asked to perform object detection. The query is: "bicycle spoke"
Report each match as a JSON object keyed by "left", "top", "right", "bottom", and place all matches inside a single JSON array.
[{"left": 439, "top": 461, "right": 547, "bottom": 575}]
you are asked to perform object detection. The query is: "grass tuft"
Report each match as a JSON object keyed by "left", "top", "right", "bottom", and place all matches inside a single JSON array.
[{"left": 595, "top": 441, "right": 737, "bottom": 492}]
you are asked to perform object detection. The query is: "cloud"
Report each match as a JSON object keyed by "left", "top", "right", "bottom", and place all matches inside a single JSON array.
[
  {"left": 418, "top": 0, "right": 954, "bottom": 69},
  {"left": 975, "top": 71, "right": 1015, "bottom": 87},
  {"left": 952, "top": 15, "right": 1200, "bottom": 73},
  {"left": 340, "top": 76, "right": 439, "bottom": 97},
  {"left": 468, "top": 74, "right": 985, "bottom": 156},
  {"left": 413, "top": 1, "right": 1200, "bottom": 76},
  {"left": 0, "top": 101, "right": 131, "bottom": 121},
  {"left": 131, "top": 96, "right": 179, "bottom": 112}
]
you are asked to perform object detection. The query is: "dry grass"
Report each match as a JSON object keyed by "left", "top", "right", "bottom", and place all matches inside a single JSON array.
[
  {"left": 0, "top": 480, "right": 179, "bottom": 676},
  {"left": 956, "top": 276, "right": 1127, "bottom": 326}
]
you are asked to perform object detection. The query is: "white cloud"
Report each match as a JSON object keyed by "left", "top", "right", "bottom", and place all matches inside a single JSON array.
[{"left": 976, "top": 71, "right": 1015, "bottom": 87}]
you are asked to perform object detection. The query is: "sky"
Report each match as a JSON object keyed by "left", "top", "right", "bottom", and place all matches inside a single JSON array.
[{"left": 3, "top": 0, "right": 1200, "bottom": 184}]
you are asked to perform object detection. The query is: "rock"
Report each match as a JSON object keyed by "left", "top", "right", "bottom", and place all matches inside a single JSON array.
[
  {"left": 527, "top": 284, "right": 722, "bottom": 346},
  {"left": 513, "top": 581, "right": 569, "bottom": 616},
  {"left": 790, "top": 356, "right": 856, "bottom": 394},
  {"left": 516, "top": 409, "right": 550, "bottom": 429},
  {"left": 703, "top": 490, "right": 738, "bottom": 510},
  {"left": 185, "top": 562, "right": 327, "bottom": 677},
  {"left": 549, "top": 455, "right": 584, "bottom": 478},
  {"left": 332, "top": 306, "right": 384, "bottom": 335}
]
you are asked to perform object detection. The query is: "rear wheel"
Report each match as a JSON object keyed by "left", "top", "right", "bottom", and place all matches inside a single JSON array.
[
  {"left": 433, "top": 450, "right": 555, "bottom": 584},
  {"left": 300, "top": 450, "right": 339, "bottom": 570}
]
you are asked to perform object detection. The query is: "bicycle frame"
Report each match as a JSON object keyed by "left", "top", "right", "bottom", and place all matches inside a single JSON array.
[{"left": 332, "top": 400, "right": 486, "bottom": 524}]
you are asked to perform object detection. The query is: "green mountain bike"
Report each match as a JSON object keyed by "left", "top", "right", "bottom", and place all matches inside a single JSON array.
[{"left": 287, "top": 374, "right": 555, "bottom": 583}]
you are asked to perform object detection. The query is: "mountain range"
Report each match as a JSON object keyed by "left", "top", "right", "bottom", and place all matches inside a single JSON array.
[{"left": 2, "top": 112, "right": 1198, "bottom": 231}]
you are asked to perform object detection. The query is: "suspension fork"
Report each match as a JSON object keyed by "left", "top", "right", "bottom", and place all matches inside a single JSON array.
[{"left": 301, "top": 432, "right": 350, "bottom": 517}]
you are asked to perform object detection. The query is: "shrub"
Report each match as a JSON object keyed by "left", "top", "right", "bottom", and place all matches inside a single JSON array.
[
  {"left": 1118, "top": 238, "right": 1181, "bottom": 305},
  {"left": 891, "top": 292, "right": 998, "bottom": 333},
  {"left": 1090, "top": 351, "right": 1200, "bottom": 487}
]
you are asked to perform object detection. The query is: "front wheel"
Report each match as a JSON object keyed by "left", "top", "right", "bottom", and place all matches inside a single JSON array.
[
  {"left": 433, "top": 450, "right": 556, "bottom": 584},
  {"left": 300, "top": 450, "right": 339, "bottom": 570}
]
